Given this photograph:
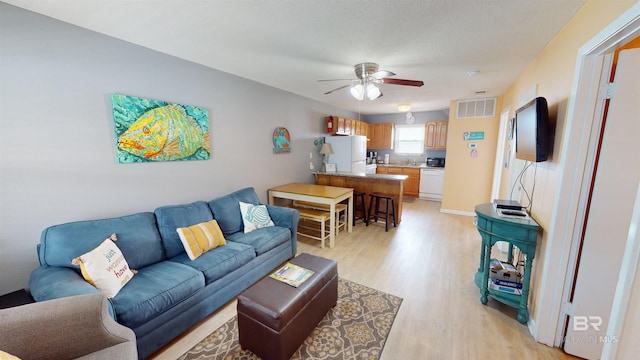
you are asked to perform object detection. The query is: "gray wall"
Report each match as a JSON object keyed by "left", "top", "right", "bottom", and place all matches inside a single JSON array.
[{"left": 0, "top": 4, "right": 355, "bottom": 294}]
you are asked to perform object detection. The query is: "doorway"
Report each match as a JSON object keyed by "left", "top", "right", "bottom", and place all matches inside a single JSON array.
[
  {"left": 531, "top": 4, "right": 640, "bottom": 359},
  {"left": 562, "top": 46, "right": 640, "bottom": 359}
]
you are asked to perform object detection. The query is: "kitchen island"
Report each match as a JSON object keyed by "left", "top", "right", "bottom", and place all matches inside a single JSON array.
[{"left": 314, "top": 172, "right": 408, "bottom": 224}]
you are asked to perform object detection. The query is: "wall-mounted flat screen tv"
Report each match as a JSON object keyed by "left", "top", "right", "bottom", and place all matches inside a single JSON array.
[{"left": 515, "top": 97, "right": 549, "bottom": 162}]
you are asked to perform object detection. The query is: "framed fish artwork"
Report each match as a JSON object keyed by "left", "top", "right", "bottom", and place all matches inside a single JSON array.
[{"left": 111, "top": 94, "right": 210, "bottom": 163}]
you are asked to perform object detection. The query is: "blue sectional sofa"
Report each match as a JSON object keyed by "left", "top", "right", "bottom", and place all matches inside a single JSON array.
[{"left": 28, "top": 187, "right": 300, "bottom": 359}]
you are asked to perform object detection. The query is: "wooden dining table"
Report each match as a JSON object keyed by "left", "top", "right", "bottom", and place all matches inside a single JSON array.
[{"left": 268, "top": 183, "right": 353, "bottom": 248}]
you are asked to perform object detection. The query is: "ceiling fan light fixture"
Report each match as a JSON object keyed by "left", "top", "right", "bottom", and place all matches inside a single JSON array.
[
  {"left": 366, "top": 83, "right": 381, "bottom": 100},
  {"left": 350, "top": 84, "right": 365, "bottom": 100},
  {"left": 323, "top": 62, "right": 419, "bottom": 101}
]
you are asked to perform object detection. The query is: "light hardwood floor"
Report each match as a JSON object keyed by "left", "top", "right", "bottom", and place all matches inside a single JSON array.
[{"left": 150, "top": 199, "right": 580, "bottom": 360}]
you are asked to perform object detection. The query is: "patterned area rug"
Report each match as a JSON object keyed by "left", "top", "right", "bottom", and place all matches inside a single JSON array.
[{"left": 179, "top": 278, "right": 402, "bottom": 360}]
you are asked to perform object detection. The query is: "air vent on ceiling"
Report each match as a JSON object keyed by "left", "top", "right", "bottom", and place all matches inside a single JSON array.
[{"left": 456, "top": 98, "right": 496, "bottom": 118}]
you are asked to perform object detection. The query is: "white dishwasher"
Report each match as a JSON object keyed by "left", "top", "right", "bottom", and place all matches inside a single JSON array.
[{"left": 419, "top": 168, "right": 445, "bottom": 201}]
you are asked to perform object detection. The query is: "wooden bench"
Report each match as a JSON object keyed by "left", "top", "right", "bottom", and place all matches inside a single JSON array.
[
  {"left": 293, "top": 200, "right": 348, "bottom": 234},
  {"left": 289, "top": 206, "right": 331, "bottom": 248}
]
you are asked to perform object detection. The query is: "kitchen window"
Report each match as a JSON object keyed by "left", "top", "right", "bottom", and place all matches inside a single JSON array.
[{"left": 394, "top": 124, "right": 425, "bottom": 154}]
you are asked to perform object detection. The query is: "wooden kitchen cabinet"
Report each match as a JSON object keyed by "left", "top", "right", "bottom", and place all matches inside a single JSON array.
[
  {"left": 380, "top": 123, "right": 394, "bottom": 149},
  {"left": 356, "top": 121, "right": 364, "bottom": 136},
  {"left": 369, "top": 126, "right": 379, "bottom": 148},
  {"left": 352, "top": 120, "right": 362, "bottom": 136},
  {"left": 344, "top": 118, "right": 352, "bottom": 135},
  {"left": 327, "top": 116, "right": 347, "bottom": 135},
  {"left": 369, "top": 123, "right": 394, "bottom": 150},
  {"left": 377, "top": 166, "right": 419, "bottom": 197},
  {"left": 336, "top": 117, "right": 346, "bottom": 135},
  {"left": 327, "top": 116, "right": 369, "bottom": 137},
  {"left": 402, "top": 168, "right": 420, "bottom": 197},
  {"left": 425, "top": 121, "right": 448, "bottom": 150}
]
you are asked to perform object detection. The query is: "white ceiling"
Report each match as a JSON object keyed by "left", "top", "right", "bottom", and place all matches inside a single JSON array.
[{"left": 5, "top": 0, "right": 586, "bottom": 114}]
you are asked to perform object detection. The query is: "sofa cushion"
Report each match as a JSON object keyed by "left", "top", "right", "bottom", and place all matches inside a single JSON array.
[
  {"left": 226, "top": 225, "right": 291, "bottom": 256},
  {"left": 169, "top": 241, "right": 255, "bottom": 285},
  {"left": 208, "top": 187, "right": 261, "bottom": 236},
  {"left": 110, "top": 261, "right": 204, "bottom": 329},
  {"left": 155, "top": 201, "right": 214, "bottom": 258},
  {"left": 39, "top": 212, "right": 164, "bottom": 270}
]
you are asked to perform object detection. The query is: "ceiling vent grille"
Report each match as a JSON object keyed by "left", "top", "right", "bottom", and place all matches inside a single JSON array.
[{"left": 456, "top": 98, "right": 496, "bottom": 118}]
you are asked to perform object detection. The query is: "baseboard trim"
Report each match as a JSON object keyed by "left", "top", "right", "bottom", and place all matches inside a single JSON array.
[
  {"left": 528, "top": 316, "right": 539, "bottom": 341},
  {"left": 440, "top": 208, "right": 475, "bottom": 216}
]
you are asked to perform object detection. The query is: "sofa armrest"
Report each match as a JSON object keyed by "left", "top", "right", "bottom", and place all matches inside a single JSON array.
[
  {"left": 29, "top": 266, "right": 102, "bottom": 301},
  {"left": 0, "top": 294, "right": 137, "bottom": 359},
  {"left": 266, "top": 205, "right": 300, "bottom": 256}
]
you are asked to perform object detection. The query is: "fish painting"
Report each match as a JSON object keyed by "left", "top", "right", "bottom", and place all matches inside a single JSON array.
[{"left": 111, "top": 94, "right": 210, "bottom": 163}]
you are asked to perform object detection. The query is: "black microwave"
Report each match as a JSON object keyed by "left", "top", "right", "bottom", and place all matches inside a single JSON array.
[{"left": 426, "top": 157, "right": 445, "bottom": 167}]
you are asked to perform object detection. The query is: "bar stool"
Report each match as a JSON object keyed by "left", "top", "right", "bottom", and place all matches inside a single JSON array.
[
  {"left": 352, "top": 191, "right": 367, "bottom": 226},
  {"left": 366, "top": 193, "right": 397, "bottom": 232}
]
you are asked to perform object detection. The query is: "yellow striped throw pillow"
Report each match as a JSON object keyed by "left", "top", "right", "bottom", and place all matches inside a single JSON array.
[{"left": 177, "top": 220, "right": 226, "bottom": 260}]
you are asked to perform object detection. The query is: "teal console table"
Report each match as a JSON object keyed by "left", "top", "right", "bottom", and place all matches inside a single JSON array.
[{"left": 473, "top": 203, "right": 539, "bottom": 323}]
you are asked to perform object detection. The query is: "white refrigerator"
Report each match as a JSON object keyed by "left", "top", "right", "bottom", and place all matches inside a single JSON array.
[{"left": 324, "top": 135, "right": 367, "bottom": 173}]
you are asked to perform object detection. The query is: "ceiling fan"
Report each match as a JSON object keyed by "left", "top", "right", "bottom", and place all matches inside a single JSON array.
[{"left": 319, "top": 62, "right": 424, "bottom": 101}]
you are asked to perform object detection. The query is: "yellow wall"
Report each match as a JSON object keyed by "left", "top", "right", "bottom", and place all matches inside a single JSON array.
[
  {"left": 442, "top": 98, "right": 502, "bottom": 213},
  {"left": 497, "top": 0, "right": 637, "bottom": 320}
]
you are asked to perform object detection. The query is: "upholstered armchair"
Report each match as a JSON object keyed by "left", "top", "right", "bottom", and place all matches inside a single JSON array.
[{"left": 0, "top": 293, "right": 137, "bottom": 359}]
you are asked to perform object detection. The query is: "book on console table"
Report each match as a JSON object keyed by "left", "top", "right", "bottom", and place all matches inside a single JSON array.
[
  {"left": 270, "top": 263, "right": 314, "bottom": 288},
  {"left": 492, "top": 279, "right": 523, "bottom": 289},
  {"left": 489, "top": 279, "right": 523, "bottom": 295}
]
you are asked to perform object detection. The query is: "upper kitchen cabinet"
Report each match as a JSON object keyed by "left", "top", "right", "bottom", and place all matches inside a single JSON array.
[
  {"left": 344, "top": 118, "right": 352, "bottom": 135},
  {"left": 326, "top": 116, "right": 347, "bottom": 135},
  {"left": 326, "top": 116, "right": 368, "bottom": 136},
  {"left": 355, "top": 120, "right": 367, "bottom": 136},
  {"left": 425, "top": 121, "right": 448, "bottom": 150},
  {"left": 369, "top": 123, "right": 394, "bottom": 150}
]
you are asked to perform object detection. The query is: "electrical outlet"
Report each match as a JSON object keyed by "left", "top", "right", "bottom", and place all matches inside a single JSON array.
[
  {"left": 309, "top": 162, "right": 314, "bottom": 170},
  {"left": 309, "top": 152, "right": 313, "bottom": 159}
]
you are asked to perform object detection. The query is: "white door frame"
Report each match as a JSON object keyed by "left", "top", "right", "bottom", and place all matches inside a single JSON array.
[{"left": 533, "top": 2, "right": 640, "bottom": 349}]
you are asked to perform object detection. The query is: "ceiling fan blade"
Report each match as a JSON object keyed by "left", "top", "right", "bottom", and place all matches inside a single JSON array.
[
  {"left": 317, "top": 79, "right": 354, "bottom": 82},
  {"left": 370, "top": 70, "right": 395, "bottom": 79},
  {"left": 382, "top": 78, "right": 424, "bottom": 87},
  {"left": 324, "top": 84, "right": 351, "bottom": 95}
]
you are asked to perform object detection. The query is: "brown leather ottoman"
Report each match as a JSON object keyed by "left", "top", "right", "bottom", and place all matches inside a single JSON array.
[{"left": 237, "top": 253, "right": 338, "bottom": 360}]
